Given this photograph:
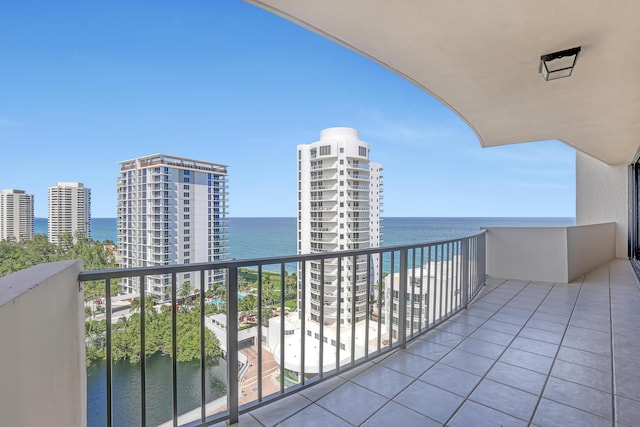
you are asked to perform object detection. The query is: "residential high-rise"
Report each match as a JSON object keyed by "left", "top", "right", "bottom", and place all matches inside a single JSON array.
[
  {"left": 297, "top": 127, "right": 383, "bottom": 327},
  {"left": 0, "top": 189, "right": 34, "bottom": 242},
  {"left": 117, "top": 154, "right": 229, "bottom": 301},
  {"left": 48, "top": 182, "right": 91, "bottom": 244}
]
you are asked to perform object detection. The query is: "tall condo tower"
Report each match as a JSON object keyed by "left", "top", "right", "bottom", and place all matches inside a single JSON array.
[
  {"left": 117, "top": 154, "right": 229, "bottom": 301},
  {"left": 297, "top": 127, "right": 383, "bottom": 327},
  {"left": 48, "top": 182, "right": 92, "bottom": 244},
  {"left": 0, "top": 189, "right": 34, "bottom": 242}
]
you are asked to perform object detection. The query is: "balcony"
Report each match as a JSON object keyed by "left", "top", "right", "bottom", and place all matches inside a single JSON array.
[
  {"left": 3, "top": 222, "right": 640, "bottom": 426},
  {"left": 224, "top": 258, "right": 639, "bottom": 426}
]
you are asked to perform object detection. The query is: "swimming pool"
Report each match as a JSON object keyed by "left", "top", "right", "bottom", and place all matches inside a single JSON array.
[{"left": 209, "top": 294, "right": 246, "bottom": 305}]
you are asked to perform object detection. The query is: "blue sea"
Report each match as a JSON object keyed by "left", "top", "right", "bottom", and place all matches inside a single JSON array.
[{"left": 35, "top": 217, "right": 575, "bottom": 259}]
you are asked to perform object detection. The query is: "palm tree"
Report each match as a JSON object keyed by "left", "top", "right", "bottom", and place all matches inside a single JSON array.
[
  {"left": 178, "top": 281, "right": 193, "bottom": 307},
  {"left": 130, "top": 297, "right": 140, "bottom": 313},
  {"left": 240, "top": 294, "right": 258, "bottom": 323}
]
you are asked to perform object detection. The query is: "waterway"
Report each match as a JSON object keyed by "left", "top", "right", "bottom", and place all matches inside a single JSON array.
[{"left": 87, "top": 355, "right": 227, "bottom": 427}]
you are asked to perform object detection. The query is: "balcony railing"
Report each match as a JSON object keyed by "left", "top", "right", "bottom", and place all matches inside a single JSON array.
[{"left": 79, "top": 231, "right": 485, "bottom": 426}]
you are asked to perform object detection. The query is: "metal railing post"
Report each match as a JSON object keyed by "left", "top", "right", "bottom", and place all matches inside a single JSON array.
[
  {"left": 399, "top": 249, "right": 408, "bottom": 349},
  {"left": 480, "top": 232, "right": 487, "bottom": 287},
  {"left": 139, "top": 275, "right": 147, "bottom": 427},
  {"left": 227, "top": 267, "right": 239, "bottom": 425},
  {"left": 105, "top": 278, "right": 113, "bottom": 427},
  {"left": 461, "top": 238, "right": 470, "bottom": 308}
]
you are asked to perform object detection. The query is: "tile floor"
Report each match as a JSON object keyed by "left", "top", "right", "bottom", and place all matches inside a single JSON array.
[{"left": 221, "top": 259, "right": 640, "bottom": 426}]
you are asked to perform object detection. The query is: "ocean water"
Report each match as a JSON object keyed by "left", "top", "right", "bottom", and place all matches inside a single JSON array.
[
  {"left": 35, "top": 217, "right": 576, "bottom": 258},
  {"left": 35, "top": 217, "right": 117, "bottom": 243}
]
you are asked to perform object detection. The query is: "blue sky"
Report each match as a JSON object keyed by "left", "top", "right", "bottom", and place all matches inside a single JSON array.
[{"left": 0, "top": 0, "right": 575, "bottom": 218}]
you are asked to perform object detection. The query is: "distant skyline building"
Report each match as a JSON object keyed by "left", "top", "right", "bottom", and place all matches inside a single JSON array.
[
  {"left": 48, "top": 182, "right": 91, "bottom": 244},
  {"left": 297, "top": 127, "right": 383, "bottom": 327},
  {"left": 117, "top": 154, "right": 229, "bottom": 301},
  {"left": 0, "top": 189, "right": 34, "bottom": 242}
]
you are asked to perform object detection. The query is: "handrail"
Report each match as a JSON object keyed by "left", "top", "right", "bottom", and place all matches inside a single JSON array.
[{"left": 80, "top": 230, "right": 486, "bottom": 426}]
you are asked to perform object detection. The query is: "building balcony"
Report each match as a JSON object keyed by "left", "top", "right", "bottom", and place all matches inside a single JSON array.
[
  {"left": 310, "top": 195, "right": 337, "bottom": 202},
  {"left": 348, "top": 185, "right": 369, "bottom": 191},
  {"left": 242, "top": 258, "right": 636, "bottom": 426},
  {"left": 310, "top": 174, "right": 337, "bottom": 181},
  {"left": 310, "top": 184, "right": 337, "bottom": 191},
  {"left": 310, "top": 162, "right": 337, "bottom": 171},
  {"left": 347, "top": 174, "right": 369, "bottom": 181},
  {"left": 347, "top": 164, "right": 369, "bottom": 171},
  {"left": 3, "top": 224, "right": 640, "bottom": 427},
  {"left": 310, "top": 236, "right": 337, "bottom": 244}
]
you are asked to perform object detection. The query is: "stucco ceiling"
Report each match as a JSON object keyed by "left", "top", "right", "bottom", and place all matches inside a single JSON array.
[{"left": 247, "top": 0, "right": 640, "bottom": 165}]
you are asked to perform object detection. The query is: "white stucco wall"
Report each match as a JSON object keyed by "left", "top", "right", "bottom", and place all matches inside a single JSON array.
[
  {"left": 486, "top": 223, "right": 616, "bottom": 283},
  {"left": 576, "top": 151, "right": 628, "bottom": 258},
  {"left": 567, "top": 222, "right": 616, "bottom": 280},
  {"left": 485, "top": 227, "right": 568, "bottom": 283},
  {"left": 0, "top": 260, "right": 86, "bottom": 427}
]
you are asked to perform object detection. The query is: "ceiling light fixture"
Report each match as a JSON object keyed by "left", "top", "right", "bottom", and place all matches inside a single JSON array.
[{"left": 539, "top": 46, "right": 581, "bottom": 81}]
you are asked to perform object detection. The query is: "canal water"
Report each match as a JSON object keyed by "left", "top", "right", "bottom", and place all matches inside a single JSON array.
[{"left": 87, "top": 355, "right": 227, "bottom": 427}]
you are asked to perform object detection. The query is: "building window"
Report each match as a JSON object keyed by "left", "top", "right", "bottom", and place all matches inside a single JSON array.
[
  {"left": 359, "top": 146, "right": 367, "bottom": 157},
  {"left": 183, "top": 192, "right": 190, "bottom": 198},
  {"left": 184, "top": 200, "right": 190, "bottom": 204},
  {"left": 183, "top": 177, "right": 190, "bottom": 183},
  {"left": 339, "top": 147, "right": 344, "bottom": 153},
  {"left": 319, "top": 145, "right": 331, "bottom": 156}
]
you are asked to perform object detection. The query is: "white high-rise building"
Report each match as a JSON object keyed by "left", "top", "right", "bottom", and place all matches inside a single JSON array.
[
  {"left": 48, "top": 182, "right": 91, "bottom": 244},
  {"left": 0, "top": 189, "right": 34, "bottom": 242},
  {"left": 117, "top": 154, "right": 229, "bottom": 301},
  {"left": 297, "top": 127, "right": 383, "bottom": 327}
]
